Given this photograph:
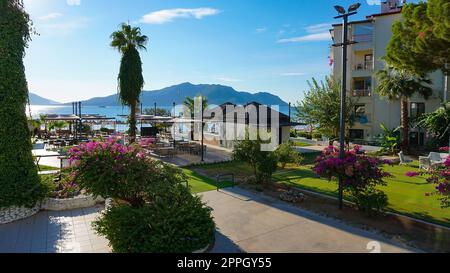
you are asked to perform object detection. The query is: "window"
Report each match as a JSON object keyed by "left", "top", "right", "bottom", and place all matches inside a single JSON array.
[
  {"left": 352, "top": 24, "right": 373, "bottom": 42},
  {"left": 409, "top": 132, "right": 425, "bottom": 146},
  {"left": 410, "top": 103, "right": 425, "bottom": 119},
  {"left": 349, "top": 129, "right": 364, "bottom": 140},
  {"left": 364, "top": 54, "right": 373, "bottom": 70}
]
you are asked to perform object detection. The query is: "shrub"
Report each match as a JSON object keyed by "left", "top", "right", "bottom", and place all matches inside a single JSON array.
[
  {"left": 232, "top": 139, "right": 278, "bottom": 183},
  {"left": 378, "top": 123, "right": 400, "bottom": 155},
  {"left": 69, "top": 137, "right": 183, "bottom": 207},
  {"left": 290, "top": 130, "right": 298, "bottom": 138},
  {"left": 312, "top": 133, "right": 322, "bottom": 139},
  {"left": 352, "top": 188, "right": 389, "bottom": 214},
  {"left": 313, "top": 145, "right": 391, "bottom": 213},
  {"left": 69, "top": 138, "right": 215, "bottom": 252},
  {"left": 0, "top": 1, "right": 45, "bottom": 209},
  {"left": 93, "top": 185, "right": 214, "bottom": 253},
  {"left": 275, "top": 142, "right": 304, "bottom": 169}
]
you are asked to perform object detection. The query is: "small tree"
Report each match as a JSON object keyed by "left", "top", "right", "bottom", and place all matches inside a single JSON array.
[
  {"left": 295, "top": 76, "right": 356, "bottom": 139},
  {"left": 232, "top": 139, "right": 278, "bottom": 184},
  {"left": 375, "top": 68, "right": 432, "bottom": 150},
  {"left": 275, "top": 142, "right": 304, "bottom": 169},
  {"left": 313, "top": 146, "right": 391, "bottom": 214}
]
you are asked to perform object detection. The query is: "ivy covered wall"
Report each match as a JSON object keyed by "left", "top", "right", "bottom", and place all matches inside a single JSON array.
[{"left": 0, "top": 0, "right": 45, "bottom": 208}]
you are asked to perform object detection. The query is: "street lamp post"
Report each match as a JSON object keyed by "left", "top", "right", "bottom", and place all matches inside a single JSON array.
[{"left": 332, "top": 3, "right": 360, "bottom": 210}]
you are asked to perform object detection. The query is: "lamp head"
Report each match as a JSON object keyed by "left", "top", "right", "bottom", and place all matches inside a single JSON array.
[
  {"left": 334, "top": 5, "right": 346, "bottom": 14},
  {"left": 348, "top": 3, "right": 361, "bottom": 12}
]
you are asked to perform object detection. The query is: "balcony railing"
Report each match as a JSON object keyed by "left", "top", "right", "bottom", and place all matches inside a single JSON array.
[
  {"left": 353, "top": 61, "right": 374, "bottom": 71},
  {"left": 352, "top": 89, "right": 372, "bottom": 97},
  {"left": 352, "top": 34, "right": 373, "bottom": 43}
]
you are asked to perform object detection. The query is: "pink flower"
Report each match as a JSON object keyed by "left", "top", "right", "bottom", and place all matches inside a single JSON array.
[{"left": 406, "top": 172, "right": 419, "bottom": 177}]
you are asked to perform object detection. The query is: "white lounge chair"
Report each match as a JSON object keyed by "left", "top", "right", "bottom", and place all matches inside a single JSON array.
[{"left": 398, "top": 151, "right": 413, "bottom": 165}]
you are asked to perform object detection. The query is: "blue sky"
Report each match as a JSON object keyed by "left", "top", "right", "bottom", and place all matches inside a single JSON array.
[{"left": 24, "top": 0, "right": 387, "bottom": 103}]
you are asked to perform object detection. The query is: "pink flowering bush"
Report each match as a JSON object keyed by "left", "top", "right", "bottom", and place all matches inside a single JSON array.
[
  {"left": 439, "top": 147, "right": 449, "bottom": 153},
  {"left": 68, "top": 137, "right": 184, "bottom": 207},
  {"left": 406, "top": 155, "right": 450, "bottom": 209},
  {"left": 138, "top": 137, "right": 156, "bottom": 147},
  {"left": 313, "top": 145, "right": 392, "bottom": 213}
]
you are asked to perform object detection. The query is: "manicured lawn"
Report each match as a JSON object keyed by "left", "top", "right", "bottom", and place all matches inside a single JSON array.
[
  {"left": 182, "top": 169, "right": 234, "bottom": 194},
  {"left": 274, "top": 162, "right": 450, "bottom": 227},
  {"left": 292, "top": 141, "right": 312, "bottom": 147},
  {"left": 190, "top": 160, "right": 449, "bottom": 227}
]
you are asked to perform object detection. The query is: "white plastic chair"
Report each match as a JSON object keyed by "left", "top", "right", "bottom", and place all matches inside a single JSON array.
[{"left": 398, "top": 151, "right": 413, "bottom": 165}]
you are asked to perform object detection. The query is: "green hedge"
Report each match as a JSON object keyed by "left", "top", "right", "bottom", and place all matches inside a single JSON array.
[
  {"left": 94, "top": 184, "right": 215, "bottom": 253},
  {"left": 0, "top": 1, "right": 45, "bottom": 208}
]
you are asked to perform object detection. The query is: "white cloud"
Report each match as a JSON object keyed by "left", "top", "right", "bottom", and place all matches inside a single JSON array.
[
  {"left": 67, "top": 0, "right": 81, "bottom": 6},
  {"left": 305, "top": 23, "right": 333, "bottom": 33},
  {"left": 366, "top": 0, "right": 381, "bottom": 5},
  {"left": 215, "top": 77, "right": 243, "bottom": 83},
  {"left": 277, "top": 32, "right": 331, "bottom": 43},
  {"left": 281, "top": 72, "right": 307, "bottom": 77},
  {"left": 39, "top": 12, "right": 63, "bottom": 21},
  {"left": 140, "top": 8, "right": 220, "bottom": 24},
  {"left": 255, "top": 27, "right": 267, "bottom": 34},
  {"left": 39, "top": 17, "right": 90, "bottom": 35}
]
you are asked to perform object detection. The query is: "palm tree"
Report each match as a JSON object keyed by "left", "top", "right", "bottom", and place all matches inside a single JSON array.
[
  {"left": 110, "top": 23, "right": 148, "bottom": 143},
  {"left": 183, "top": 96, "right": 208, "bottom": 141},
  {"left": 183, "top": 96, "right": 208, "bottom": 117},
  {"left": 49, "top": 121, "right": 68, "bottom": 137},
  {"left": 375, "top": 68, "right": 432, "bottom": 150}
]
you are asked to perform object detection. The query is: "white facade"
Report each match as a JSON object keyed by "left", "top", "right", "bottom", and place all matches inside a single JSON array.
[{"left": 331, "top": 5, "right": 448, "bottom": 145}]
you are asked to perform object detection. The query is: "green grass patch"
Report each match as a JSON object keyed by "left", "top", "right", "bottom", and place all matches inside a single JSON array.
[
  {"left": 292, "top": 141, "right": 312, "bottom": 147},
  {"left": 37, "top": 165, "right": 59, "bottom": 171},
  {"left": 182, "top": 169, "right": 234, "bottom": 194},
  {"left": 274, "top": 162, "right": 450, "bottom": 227},
  {"left": 192, "top": 159, "right": 449, "bottom": 226}
]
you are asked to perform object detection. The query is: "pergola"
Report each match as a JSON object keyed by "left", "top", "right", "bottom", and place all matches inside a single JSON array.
[{"left": 42, "top": 114, "right": 116, "bottom": 140}]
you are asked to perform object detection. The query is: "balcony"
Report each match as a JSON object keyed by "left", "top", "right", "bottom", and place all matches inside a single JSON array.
[
  {"left": 353, "top": 61, "right": 373, "bottom": 71},
  {"left": 354, "top": 114, "right": 372, "bottom": 125},
  {"left": 352, "top": 34, "right": 373, "bottom": 43},
  {"left": 352, "top": 89, "right": 372, "bottom": 97}
]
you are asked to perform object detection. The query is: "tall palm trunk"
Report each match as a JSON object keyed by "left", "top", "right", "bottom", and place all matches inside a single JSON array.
[
  {"left": 400, "top": 95, "right": 409, "bottom": 151},
  {"left": 129, "top": 101, "right": 137, "bottom": 143}
]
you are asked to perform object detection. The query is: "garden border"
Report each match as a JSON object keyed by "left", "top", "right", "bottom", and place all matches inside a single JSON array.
[{"left": 0, "top": 195, "right": 105, "bottom": 225}]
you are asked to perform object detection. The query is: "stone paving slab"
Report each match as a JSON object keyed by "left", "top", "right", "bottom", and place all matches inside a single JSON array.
[
  {"left": 200, "top": 188, "right": 420, "bottom": 253},
  {"left": 0, "top": 205, "right": 110, "bottom": 253}
]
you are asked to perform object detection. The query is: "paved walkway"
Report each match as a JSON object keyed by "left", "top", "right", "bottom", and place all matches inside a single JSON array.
[
  {"left": 0, "top": 206, "right": 110, "bottom": 253},
  {"left": 201, "top": 188, "right": 418, "bottom": 253}
]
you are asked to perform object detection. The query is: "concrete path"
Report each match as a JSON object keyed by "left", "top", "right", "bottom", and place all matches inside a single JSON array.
[
  {"left": 201, "top": 187, "right": 418, "bottom": 253},
  {"left": 0, "top": 206, "right": 110, "bottom": 253}
]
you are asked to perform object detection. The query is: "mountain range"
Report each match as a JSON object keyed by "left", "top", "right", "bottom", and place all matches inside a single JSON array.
[
  {"left": 30, "top": 82, "right": 288, "bottom": 107},
  {"left": 29, "top": 93, "right": 61, "bottom": 105}
]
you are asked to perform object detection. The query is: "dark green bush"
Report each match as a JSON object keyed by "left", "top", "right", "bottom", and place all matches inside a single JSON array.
[
  {"left": 275, "top": 142, "right": 304, "bottom": 169},
  {"left": 232, "top": 139, "right": 278, "bottom": 183},
  {"left": 312, "top": 133, "right": 322, "bottom": 139},
  {"left": 351, "top": 188, "right": 389, "bottom": 215},
  {"left": 0, "top": 0, "right": 45, "bottom": 208},
  {"left": 94, "top": 184, "right": 215, "bottom": 253}
]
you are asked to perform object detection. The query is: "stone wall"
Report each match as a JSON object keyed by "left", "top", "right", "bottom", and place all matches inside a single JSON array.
[
  {"left": 41, "top": 195, "right": 105, "bottom": 211},
  {"left": 0, "top": 205, "right": 40, "bottom": 225},
  {"left": 1, "top": 195, "right": 105, "bottom": 225}
]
